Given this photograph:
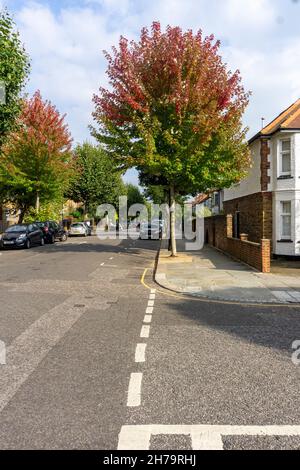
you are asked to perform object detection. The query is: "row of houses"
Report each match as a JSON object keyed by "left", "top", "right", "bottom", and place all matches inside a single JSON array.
[{"left": 202, "top": 98, "right": 300, "bottom": 258}]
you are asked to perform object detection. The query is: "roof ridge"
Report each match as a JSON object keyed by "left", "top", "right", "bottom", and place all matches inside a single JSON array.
[
  {"left": 261, "top": 98, "right": 300, "bottom": 135},
  {"left": 282, "top": 101, "right": 300, "bottom": 127}
]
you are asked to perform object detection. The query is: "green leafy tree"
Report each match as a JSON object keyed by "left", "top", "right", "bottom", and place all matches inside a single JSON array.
[
  {"left": 67, "top": 143, "right": 125, "bottom": 217},
  {"left": 0, "top": 91, "right": 73, "bottom": 222},
  {"left": 24, "top": 199, "right": 65, "bottom": 223},
  {"left": 143, "top": 185, "right": 166, "bottom": 205},
  {"left": 92, "top": 22, "right": 250, "bottom": 255},
  {"left": 0, "top": 9, "right": 30, "bottom": 147},
  {"left": 125, "top": 183, "right": 145, "bottom": 207}
]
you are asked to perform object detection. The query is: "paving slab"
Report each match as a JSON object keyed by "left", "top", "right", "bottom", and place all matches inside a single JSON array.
[{"left": 155, "top": 240, "right": 300, "bottom": 304}]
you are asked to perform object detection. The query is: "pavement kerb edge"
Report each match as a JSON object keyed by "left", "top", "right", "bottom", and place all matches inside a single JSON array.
[{"left": 152, "top": 241, "right": 300, "bottom": 308}]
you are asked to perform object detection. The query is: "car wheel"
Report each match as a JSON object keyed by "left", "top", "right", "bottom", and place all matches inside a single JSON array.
[
  {"left": 40, "top": 237, "right": 45, "bottom": 246},
  {"left": 26, "top": 239, "right": 31, "bottom": 249},
  {"left": 61, "top": 233, "right": 67, "bottom": 242}
]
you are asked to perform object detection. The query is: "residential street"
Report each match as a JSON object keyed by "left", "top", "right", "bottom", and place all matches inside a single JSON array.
[{"left": 0, "top": 237, "right": 300, "bottom": 450}]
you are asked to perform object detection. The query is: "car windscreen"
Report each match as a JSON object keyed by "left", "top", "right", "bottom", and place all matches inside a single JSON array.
[
  {"left": 36, "top": 222, "right": 45, "bottom": 228},
  {"left": 6, "top": 225, "right": 28, "bottom": 232},
  {"left": 71, "top": 223, "right": 83, "bottom": 228}
]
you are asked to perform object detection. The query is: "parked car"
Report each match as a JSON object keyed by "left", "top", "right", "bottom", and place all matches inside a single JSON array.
[
  {"left": 139, "top": 221, "right": 162, "bottom": 240},
  {"left": 69, "top": 222, "right": 90, "bottom": 237},
  {"left": 36, "top": 220, "right": 68, "bottom": 244},
  {"left": 0, "top": 223, "right": 45, "bottom": 249}
]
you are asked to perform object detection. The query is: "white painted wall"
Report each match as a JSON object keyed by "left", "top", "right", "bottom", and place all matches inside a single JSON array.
[
  {"left": 223, "top": 139, "right": 261, "bottom": 201},
  {"left": 272, "top": 132, "right": 300, "bottom": 255},
  {"left": 223, "top": 130, "right": 300, "bottom": 255},
  {"left": 271, "top": 132, "right": 300, "bottom": 192},
  {"left": 273, "top": 190, "right": 300, "bottom": 256},
  {"left": 295, "top": 133, "right": 300, "bottom": 189}
]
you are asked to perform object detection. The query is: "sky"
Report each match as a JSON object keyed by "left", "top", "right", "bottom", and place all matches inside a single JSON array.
[{"left": 1, "top": 0, "right": 300, "bottom": 184}]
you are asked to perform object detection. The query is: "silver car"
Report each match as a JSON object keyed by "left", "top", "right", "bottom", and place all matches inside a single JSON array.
[
  {"left": 139, "top": 222, "right": 161, "bottom": 240},
  {"left": 69, "top": 222, "right": 89, "bottom": 237}
]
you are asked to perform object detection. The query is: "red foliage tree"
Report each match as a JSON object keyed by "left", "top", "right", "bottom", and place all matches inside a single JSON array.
[
  {"left": 92, "top": 22, "right": 250, "bottom": 255},
  {"left": 0, "top": 91, "right": 73, "bottom": 220}
]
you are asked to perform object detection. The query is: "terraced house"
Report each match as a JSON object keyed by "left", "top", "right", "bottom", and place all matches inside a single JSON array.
[{"left": 223, "top": 99, "right": 300, "bottom": 258}]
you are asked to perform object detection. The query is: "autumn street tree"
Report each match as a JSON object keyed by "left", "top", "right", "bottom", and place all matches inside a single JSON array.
[
  {"left": 66, "top": 143, "right": 126, "bottom": 218},
  {"left": 0, "top": 9, "right": 30, "bottom": 148},
  {"left": 92, "top": 22, "right": 250, "bottom": 256},
  {"left": 0, "top": 91, "right": 73, "bottom": 222}
]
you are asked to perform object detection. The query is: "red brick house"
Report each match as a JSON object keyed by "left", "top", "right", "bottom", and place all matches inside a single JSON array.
[{"left": 223, "top": 99, "right": 300, "bottom": 257}]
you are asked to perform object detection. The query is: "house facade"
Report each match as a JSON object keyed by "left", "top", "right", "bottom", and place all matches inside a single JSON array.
[{"left": 223, "top": 99, "right": 300, "bottom": 257}]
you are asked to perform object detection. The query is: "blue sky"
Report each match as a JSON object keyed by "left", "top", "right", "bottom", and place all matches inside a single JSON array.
[{"left": 1, "top": 0, "right": 300, "bottom": 184}]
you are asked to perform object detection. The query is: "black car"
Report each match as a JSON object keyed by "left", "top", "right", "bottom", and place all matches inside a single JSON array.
[
  {"left": 0, "top": 224, "right": 45, "bottom": 249},
  {"left": 36, "top": 221, "right": 68, "bottom": 244}
]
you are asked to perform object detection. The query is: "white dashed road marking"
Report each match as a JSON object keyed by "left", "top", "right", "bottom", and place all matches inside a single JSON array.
[
  {"left": 127, "top": 373, "right": 143, "bottom": 407},
  {"left": 135, "top": 344, "right": 146, "bottom": 363},
  {"left": 140, "top": 325, "right": 150, "bottom": 338},
  {"left": 127, "top": 288, "right": 156, "bottom": 408},
  {"left": 118, "top": 424, "right": 300, "bottom": 450}
]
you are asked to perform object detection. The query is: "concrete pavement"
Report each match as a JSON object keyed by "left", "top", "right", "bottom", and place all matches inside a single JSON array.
[{"left": 155, "top": 240, "right": 300, "bottom": 304}]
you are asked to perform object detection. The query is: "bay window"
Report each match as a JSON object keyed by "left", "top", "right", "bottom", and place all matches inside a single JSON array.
[
  {"left": 280, "top": 201, "right": 292, "bottom": 239},
  {"left": 279, "top": 139, "right": 291, "bottom": 176}
]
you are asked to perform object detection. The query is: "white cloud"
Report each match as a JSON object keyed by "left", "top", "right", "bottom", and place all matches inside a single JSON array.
[
  {"left": 223, "top": 0, "right": 276, "bottom": 28},
  {"left": 16, "top": 2, "right": 122, "bottom": 143},
  {"left": 11, "top": 0, "right": 300, "bottom": 148}
]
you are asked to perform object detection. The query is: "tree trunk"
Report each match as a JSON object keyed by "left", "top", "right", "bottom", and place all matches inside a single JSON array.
[
  {"left": 36, "top": 191, "right": 40, "bottom": 214},
  {"left": 169, "top": 184, "right": 177, "bottom": 257},
  {"left": 18, "top": 209, "right": 25, "bottom": 224},
  {"left": 168, "top": 189, "right": 171, "bottom": 251}
]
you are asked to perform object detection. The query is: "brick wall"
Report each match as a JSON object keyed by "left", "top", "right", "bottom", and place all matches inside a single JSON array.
[
  {"left": 260, "top": 138, "right": 271, "bottom": 191},
  {"left": 204, "top": 215, "right": 271, "bottom": 273},
  {"left": 223, "top": 191, "right": 272, "bottom": 244}
]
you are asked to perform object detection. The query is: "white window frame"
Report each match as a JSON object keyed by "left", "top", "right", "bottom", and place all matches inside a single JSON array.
[
  {"left": 278, "top": 138, "right": 292, "bottom": 176},
  {"left": 280, "top": 200, "right": 292, "bottom": 240}
]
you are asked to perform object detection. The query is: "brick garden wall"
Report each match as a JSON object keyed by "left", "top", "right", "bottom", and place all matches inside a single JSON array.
[
  {"left": 204, "top": 214, "right": 271, "bottom": 273},
  {"left": 223, "top": 191, "right": 272, "bottom": 244}
]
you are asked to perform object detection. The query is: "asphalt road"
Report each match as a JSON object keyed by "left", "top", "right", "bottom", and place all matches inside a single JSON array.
[{"left": 0, "top": 235, "right": 300, "bottom": 450}]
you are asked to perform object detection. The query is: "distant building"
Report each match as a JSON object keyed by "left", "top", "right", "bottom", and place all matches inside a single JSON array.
[{"left": 193, "top": 191, "right": 224, "bottom": 216}]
